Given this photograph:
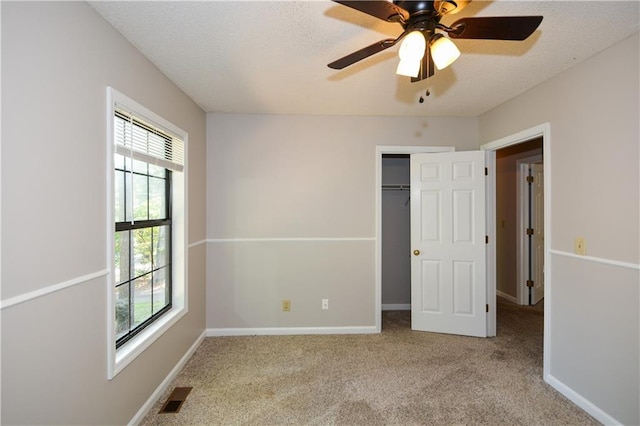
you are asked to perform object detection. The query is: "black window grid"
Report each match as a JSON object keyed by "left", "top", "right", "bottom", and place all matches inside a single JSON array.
[{"left": 114, "top": 148, "right": 173, "bottom": 349}]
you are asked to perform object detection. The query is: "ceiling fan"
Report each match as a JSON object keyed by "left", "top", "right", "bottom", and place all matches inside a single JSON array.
[{"left": 328, "top": 1, "right": 543, "bottom": 82}]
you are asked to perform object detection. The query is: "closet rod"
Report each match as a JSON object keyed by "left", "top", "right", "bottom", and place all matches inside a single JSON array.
[{"left": 381, "top": 184, "right": 410, "bottom": 191}]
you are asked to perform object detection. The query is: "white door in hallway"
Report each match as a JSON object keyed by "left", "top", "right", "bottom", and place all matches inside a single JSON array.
[
  {"left": 530, "top": 163, "right": 545, "bottom": 304},
  {"left": 410, "top": 151, "right": 487, "bottom": 337}
]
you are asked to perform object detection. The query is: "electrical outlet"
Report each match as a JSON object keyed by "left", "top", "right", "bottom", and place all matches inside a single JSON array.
[
  {"left": 322, "top": 299, "right": 329, "bottom": 310},
  {"left": 574, "top": 237, "right": 586, "bottom": 255},
  {"left": 282, "top": 299, "right": 291, "bottom": 312}
]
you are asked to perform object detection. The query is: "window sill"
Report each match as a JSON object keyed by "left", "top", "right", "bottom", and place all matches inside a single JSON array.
[{"left": 109, "top": 306, "right": 186, "bottom": 379}]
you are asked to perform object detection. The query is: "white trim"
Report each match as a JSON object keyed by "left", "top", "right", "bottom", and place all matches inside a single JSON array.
[
  {"left": 485, "top": 151, "right": 497, "bottom": 336},
  {"left": 0, "top": 269, "right": 108, "bottom": 310},
  {"left": 481, "top": 123, "right": 550, "bottom": 152},
  {"left": 549, "top": 249, "right": 639, "bottom": 270},
  {"left": 375, "top": 146, "right": 456, "bottom": 334},
  {"left": 382, "top": 303, "right": 411, "bottom": 311},
  {"left": 496, "top": 291, "right": 518, "bottom": 304},
  {"left": 128, "top": 331, "right": 206, "bottom": 426},
  {"left": 112, "top": 309, "right": 187, "bottom": 378},
  {"left": 481, "top": 122, "right": 551, "bottom": 379},
  {"left": 188, "top": 239, "right": 207, "bottom": 249},
  {"left": 544, "top": 374, "right": 622, "bottom": 426},
  {"left": 206, "top": 326, "right": 377, "bottom": 337},
  {"left": 106, "top": 87, "right": 117, "bottom": 380},
  {"left": 207, "top": 237, "right": 375, "bottom": 243}
]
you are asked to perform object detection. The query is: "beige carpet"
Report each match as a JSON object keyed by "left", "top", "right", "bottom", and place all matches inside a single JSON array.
[{"left": 141, "top": 299, "right": 597, "bottom": 425}]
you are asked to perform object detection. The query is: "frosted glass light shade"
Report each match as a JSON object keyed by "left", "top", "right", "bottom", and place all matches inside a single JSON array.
[
  {"left": 396, "top": 58, "right": 422, "bottom": 77},
  {"left": 430, "top": 34, "right": 460, "bottom": 70},
  {"left": 396, "top": 31, "right": 426, "bottom": 78}
]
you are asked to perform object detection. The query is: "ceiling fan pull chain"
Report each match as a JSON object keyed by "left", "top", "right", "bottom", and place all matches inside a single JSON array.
[
  {"left": 420, "top": 88, "right": 430, "bottom": 103},
  {"left": 419, "top": 56, "right": 430, "bottom": 104},
  {"left": 425, "top": 49, "right": 431, "bottom": 97}
]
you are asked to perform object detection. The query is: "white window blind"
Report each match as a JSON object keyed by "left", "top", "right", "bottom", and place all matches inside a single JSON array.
[{"left": 114, "top": 106, "right": 184, "bottom": 172}]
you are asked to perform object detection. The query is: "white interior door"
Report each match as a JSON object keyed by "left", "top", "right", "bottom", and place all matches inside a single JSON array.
[
  {"left": 410, "top": 151, "right": 486, "bottom": 337},
  {"left": 530, "top": 164, "right": 545, "bottom": 304}
]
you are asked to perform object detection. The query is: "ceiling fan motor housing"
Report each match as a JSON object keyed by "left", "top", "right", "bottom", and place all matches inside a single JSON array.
[{"left": 396, "top": 1, "right": 467, "bottom": 17}]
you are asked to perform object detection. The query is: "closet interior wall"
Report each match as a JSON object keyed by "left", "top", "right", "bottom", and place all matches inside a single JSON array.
[{"left": 381, "top": 155, "right": 411, "bottom": 310}]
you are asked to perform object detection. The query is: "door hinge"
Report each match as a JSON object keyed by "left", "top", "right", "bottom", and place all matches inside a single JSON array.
[
  {"left": 526, "top": 280, "right": 534, "bottom": 287},
  {"left": 485, "top": 167, "right": 488, "bottom": 176},
  {"left": 526, "top": 228, "right": 534, "bottom": 236},
  {"left": 526, "top": 175, "right": 534, "bottom": 184},
  {"left": 486, "top": 304, "right": 489, "bottom": 313}
]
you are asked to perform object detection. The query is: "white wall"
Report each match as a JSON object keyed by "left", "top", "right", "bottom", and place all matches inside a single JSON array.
[
  {"left": 206, "top": 114, "right": 478, "bottom": 330},
  {"left": 480, "top": 32, "right": 639, "bottom": 425},
  {"left": 1, "top": 2, "right": 206, "bottom": 424}
]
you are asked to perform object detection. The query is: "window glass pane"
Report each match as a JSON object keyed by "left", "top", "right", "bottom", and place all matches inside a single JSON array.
[
  {"left": 125, "top": 171, "right": 133, "bottom": 222},
  {"left": 132, "top": 174, "right": 148, "bottom": 221},
  {"left": 114, "top": 153, "right": 125, "bottom": 170},
  {"left": 132, "top": 276, "right": 152, "bottom": 327},
  {"left": 115, "top": 284, "right": 130, "bottom": 340},
  {"left": 122, "top": 155, "right": 132, "bottom": 172},
  {"left": 114, "top": 231, "right": 130, "bottom": 284},
  {"left": 153, "top": 226, "right": 170, "bottom": 269},
  {"left": 149, "top": 164, "right": 166, "bottom": 178},
  {"left": 149, "top": 177, "right": 166, "bottom": 220},
  {"left": 133, "top": 228, "right": 153, "bottom": 277},
  {"left": 133, "top": 158, "right": 147, "bottom": 175},
  {"left": 152, "top": 267, "right": 169, "bottom": 314},
  {"left": 114, "top": 170, "right": 126, "bottom": 223}
]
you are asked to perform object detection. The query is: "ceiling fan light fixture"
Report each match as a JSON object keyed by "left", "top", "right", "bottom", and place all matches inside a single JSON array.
[
  {"left": 430, "top": 33, "right": 460, "bottom": 70},
  {"left": 396, "top": 30, "right": 426, "bottom": 78}
]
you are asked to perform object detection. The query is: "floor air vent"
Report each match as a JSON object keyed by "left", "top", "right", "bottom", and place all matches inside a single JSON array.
[{"left": 160, "top": 387, "right": 192, "bottom": 414}]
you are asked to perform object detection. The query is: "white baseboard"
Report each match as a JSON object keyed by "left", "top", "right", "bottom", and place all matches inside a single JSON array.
[
  {"left": 496, "top": 291, "right": 518, "bottom": 304},
  {"left": 206, "top": 326, "right": 377, "bottom": 337},
  {"left": 128, "top": 330, "right": 206, "bottom": 426},
  {"left": 545, "top": 373, "right": 621, "bottom": 425},
  {"left": 382, "top": 303, "right": 411, "bottom": 311}
]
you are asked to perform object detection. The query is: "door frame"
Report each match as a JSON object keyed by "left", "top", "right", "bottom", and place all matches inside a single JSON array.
[
  {"left": 517, "top": 155, "right": 543, "bottom": 306},
  {"left": 375, "top": 146, "right": 455, "bottom": 333},
  {"left": 481, "top": 122, "right": 551, "bottom": 377}
]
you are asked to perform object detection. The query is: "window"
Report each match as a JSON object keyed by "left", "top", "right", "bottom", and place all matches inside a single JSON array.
[
  {"left": 113, "top": 111, "right": 174, "bottom": 348},
  {"left": 107, "top": 88, "right": 187, "bottom": 379}
]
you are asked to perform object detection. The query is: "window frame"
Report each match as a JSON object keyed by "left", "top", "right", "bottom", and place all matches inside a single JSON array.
[
  {"left": 113, "top": 147, "right": 173, "bottom": 348},
  {"left": 106, "top": 87, "right": 188, "bottom": 380}
]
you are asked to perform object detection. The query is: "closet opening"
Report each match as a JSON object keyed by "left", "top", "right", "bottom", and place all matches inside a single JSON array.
[{"left": 381, "top": 154, "right": 411, "bottom": 330}]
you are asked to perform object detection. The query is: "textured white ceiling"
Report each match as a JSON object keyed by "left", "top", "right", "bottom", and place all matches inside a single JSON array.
[{"left": 90, "top": 1, "right": 639, "bottom": 117}]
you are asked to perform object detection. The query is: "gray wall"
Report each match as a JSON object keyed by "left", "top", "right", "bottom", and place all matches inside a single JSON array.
[
  {"left": 1, "top": 2, "right": 206, "bottom": 424},
  {"left": 206, "top": 114, "right": 478, "bottom": 329},
  {"left": 382, "top": 156, "right": 411, "bottom": 307},
  {"left": 480, "top": 32, "right": 639, "bottom": 425}
]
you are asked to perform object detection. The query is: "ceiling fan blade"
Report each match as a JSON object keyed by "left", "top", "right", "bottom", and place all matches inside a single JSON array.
[
  {"left": 332, "top": 0, "right": 409, "bottom": 23},
  {"left": 411, "top": 46, "right": 435, "bottom": 82},
  {"left": 448, "top": 16, "right": 543, "bottom": 40},
  {"left": 328, "top": 39, "right": 395, "bottom": 69}
]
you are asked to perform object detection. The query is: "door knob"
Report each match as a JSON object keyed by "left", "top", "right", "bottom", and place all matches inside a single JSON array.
[{"left": 413, "top": 249, "right": 420, "bottom": 256}]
